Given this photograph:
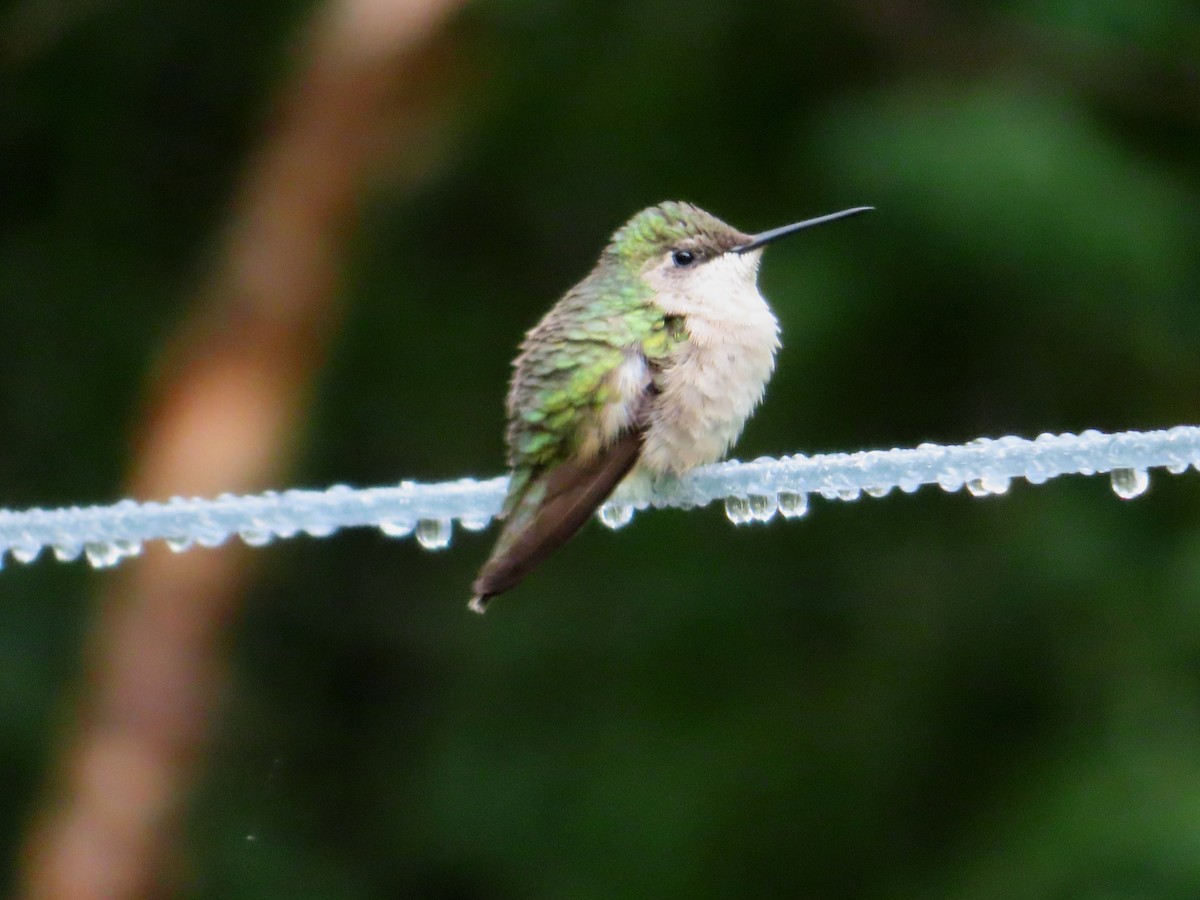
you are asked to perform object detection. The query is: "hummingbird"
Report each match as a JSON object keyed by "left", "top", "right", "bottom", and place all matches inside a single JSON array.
[{"left": 470, "top": 201, "right": 871, "bottom": 613}]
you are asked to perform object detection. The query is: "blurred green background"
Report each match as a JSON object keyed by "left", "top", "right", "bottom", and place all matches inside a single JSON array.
[{"left": 4, "top": 0, "right": 1200, "bottom": 896}]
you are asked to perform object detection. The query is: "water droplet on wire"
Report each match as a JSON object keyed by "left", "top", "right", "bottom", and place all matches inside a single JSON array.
[
  {"left": 983, "top": 473, "right": 1011, "bottom": 495},
  {"left": 777, "top": 491, "right": 809, "bottom": 519},
  {"left": 458, "top": 512, "right": 493, "bottom": 532},
  {"left": 378, "top": 520, "right": 414, "bottom": 538},
  {"left": 724, "top": 496, "right": 751, "bottom": 525},
  {"left": 747, "top": 494, "right": 777, "bottom": 522},
  {"left": 238, "top": 528, "right": 274, "bottom": 547},
  {"left": 53, "top": 543, "right": 83, "bottom": 562},
  {"left": 597, "top": 503, "right": 634, "bottom": 529},
  {"left": 85, "top": 542, "right": 122, "bottom": 568},
  {"left": 415, "top": 518, "right": 453, "bottom": 550},
  {"left": 10, "top": 543, "right": 42, "bottom": 564},
  {"left": 1110, "top": 468, "right": 1149, "bottom": 499}
]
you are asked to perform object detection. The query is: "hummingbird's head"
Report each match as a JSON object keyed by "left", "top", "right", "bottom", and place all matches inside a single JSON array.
[
  {"left": 603, "top": 202, "right": 768, "bottom": 311},
  {"left": 605, "top": 201, "right": 750, "bottom": 273},
  {"left": 604, "top": 201, "right": 872, "bottom": 293}
]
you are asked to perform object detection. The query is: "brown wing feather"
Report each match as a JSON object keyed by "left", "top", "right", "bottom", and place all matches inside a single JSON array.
[{"left": 469, "top": 428, "right": 644, "bottom": 612}]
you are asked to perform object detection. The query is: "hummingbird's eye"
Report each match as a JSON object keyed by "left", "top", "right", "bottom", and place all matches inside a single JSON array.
[{"left": 671, "top": 249, "right": 698, "bottom": 268}]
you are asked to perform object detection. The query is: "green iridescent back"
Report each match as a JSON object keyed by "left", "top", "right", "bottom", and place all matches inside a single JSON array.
[{"left": 505, "top": 263, "right": 665, "bottom": 469}]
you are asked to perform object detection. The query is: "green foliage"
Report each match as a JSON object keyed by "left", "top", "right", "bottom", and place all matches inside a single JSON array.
[{"left": 3, "top": 0, "right": 1199, "bottom": 896}]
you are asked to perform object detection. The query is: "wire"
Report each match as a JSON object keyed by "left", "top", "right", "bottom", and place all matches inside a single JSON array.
[{"left": 1, "top": 426, "right": 1195, "bottom": 569}]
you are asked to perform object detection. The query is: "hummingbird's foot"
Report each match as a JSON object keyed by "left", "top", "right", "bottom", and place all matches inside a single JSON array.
[{"left": 648, "top": 472, "right": 684, "bottom": 502}]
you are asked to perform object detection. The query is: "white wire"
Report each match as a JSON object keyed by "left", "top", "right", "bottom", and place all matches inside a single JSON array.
[{"left": 0, "top": 425, "right": 1196, "bottom": 569}]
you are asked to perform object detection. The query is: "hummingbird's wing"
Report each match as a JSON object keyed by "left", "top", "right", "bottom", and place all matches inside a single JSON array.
[
  {"left": 471, "top": 344, "right": 665, "bottom": 611},
  {"left": 470, "top": 276, "right": 681, "bottom": 612}
]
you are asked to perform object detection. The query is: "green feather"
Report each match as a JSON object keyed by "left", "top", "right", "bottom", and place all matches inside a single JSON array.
[{"left": 504, "top": 266, "right": 667, "bottom": 471}]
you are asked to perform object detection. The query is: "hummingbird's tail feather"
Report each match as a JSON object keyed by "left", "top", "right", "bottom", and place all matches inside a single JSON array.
[
  {"left": 468, "top": 594, "right": 489, "bottom": 615},
  {"left": 469, "top": 429, "right": 644, "bottom": 610}
]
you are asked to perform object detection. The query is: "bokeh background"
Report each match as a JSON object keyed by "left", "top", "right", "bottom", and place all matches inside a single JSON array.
[{"left": 3, "top": 0, "right": 1200, "bottom": 896}]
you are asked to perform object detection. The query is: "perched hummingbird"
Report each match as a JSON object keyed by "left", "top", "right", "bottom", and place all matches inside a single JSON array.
[{"left": 470, "top": 201, "right": 871, "bottom": 612}]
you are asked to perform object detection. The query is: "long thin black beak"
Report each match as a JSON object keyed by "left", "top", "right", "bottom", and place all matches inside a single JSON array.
[{"left": 732, "top": 206, "right": 873, "bottom": 254}]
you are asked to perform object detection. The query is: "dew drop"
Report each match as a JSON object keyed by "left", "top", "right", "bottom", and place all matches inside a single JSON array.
[
  {"left": 302, "top": 523, "right": 336, "bottom": 538},
  {"left": 415, "top": 518, "right": 453, "bottom": 550},
  {"left": 965, "top": 479, "right": 988, "bottom": 497},
  {"left": 982, "top": 473, "right": 1011, "bottom": 495},
  {"left": 238, "top": 528, "right": 274, "bottom": 547},
  {"left": 165, "top": 536, "right": 194, "bottom": 553},
  {"left": 53, "top": 542, "right": 83, "bottom": 562},
  {"left": 747, "top": 494, "right": 777, "bottom": 522},
  {"left": 10, "top": 543, "right": 42, "bottom": 564},
  {"left": 458, "top": 512, "right": 493, "bottom": 532},
  {"left": 195, "top": 528, "right": 229, "bottom": 548},
  {"left": 378, "top": 519, "right": 415, "bottom": 538},
  {"left": 723, "top": 495, "right": 752, "bottom": 525},
  {"left": 1110, "top": 468, "right": 1149, "bottom": 500},
  {"left": 1167, "top": 462, "right": 1188, "bottom": 475},
  {"left": 836, "top": 488, "right": 861, "bottom": 502},
  {"left": 114, "top": 539, "right": 143, "bottom": 561},
  {"left": 938, "top": 474, "right": 964, "bottom": 493},
  {"left": 898, "top": 477, "right": 921, "bottom": 494},
  {"left": 864, "top": 485, "right": 891, "bottom": 498},
  {"left": 597, "top": 503, "right": 635, "bottom": 530},
  {"left": 776, "top": 491, "right": 809, "bottom": 519},
  {"left": 84, "top": 542, "right": 123, "bottom": 569}
]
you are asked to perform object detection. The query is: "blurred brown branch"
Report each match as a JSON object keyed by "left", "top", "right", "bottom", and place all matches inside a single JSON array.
[{"left": 18, "top": 0, "right": 467, "bottom": 896}]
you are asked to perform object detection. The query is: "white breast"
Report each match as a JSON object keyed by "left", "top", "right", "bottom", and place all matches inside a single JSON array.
[{"left": 639, "top": 251, "right": 780, "bottom": 475}]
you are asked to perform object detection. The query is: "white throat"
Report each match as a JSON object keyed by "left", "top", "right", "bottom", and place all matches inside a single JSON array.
[{"left": 639, "top": 250, "right": 781, "bottom": 474}]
